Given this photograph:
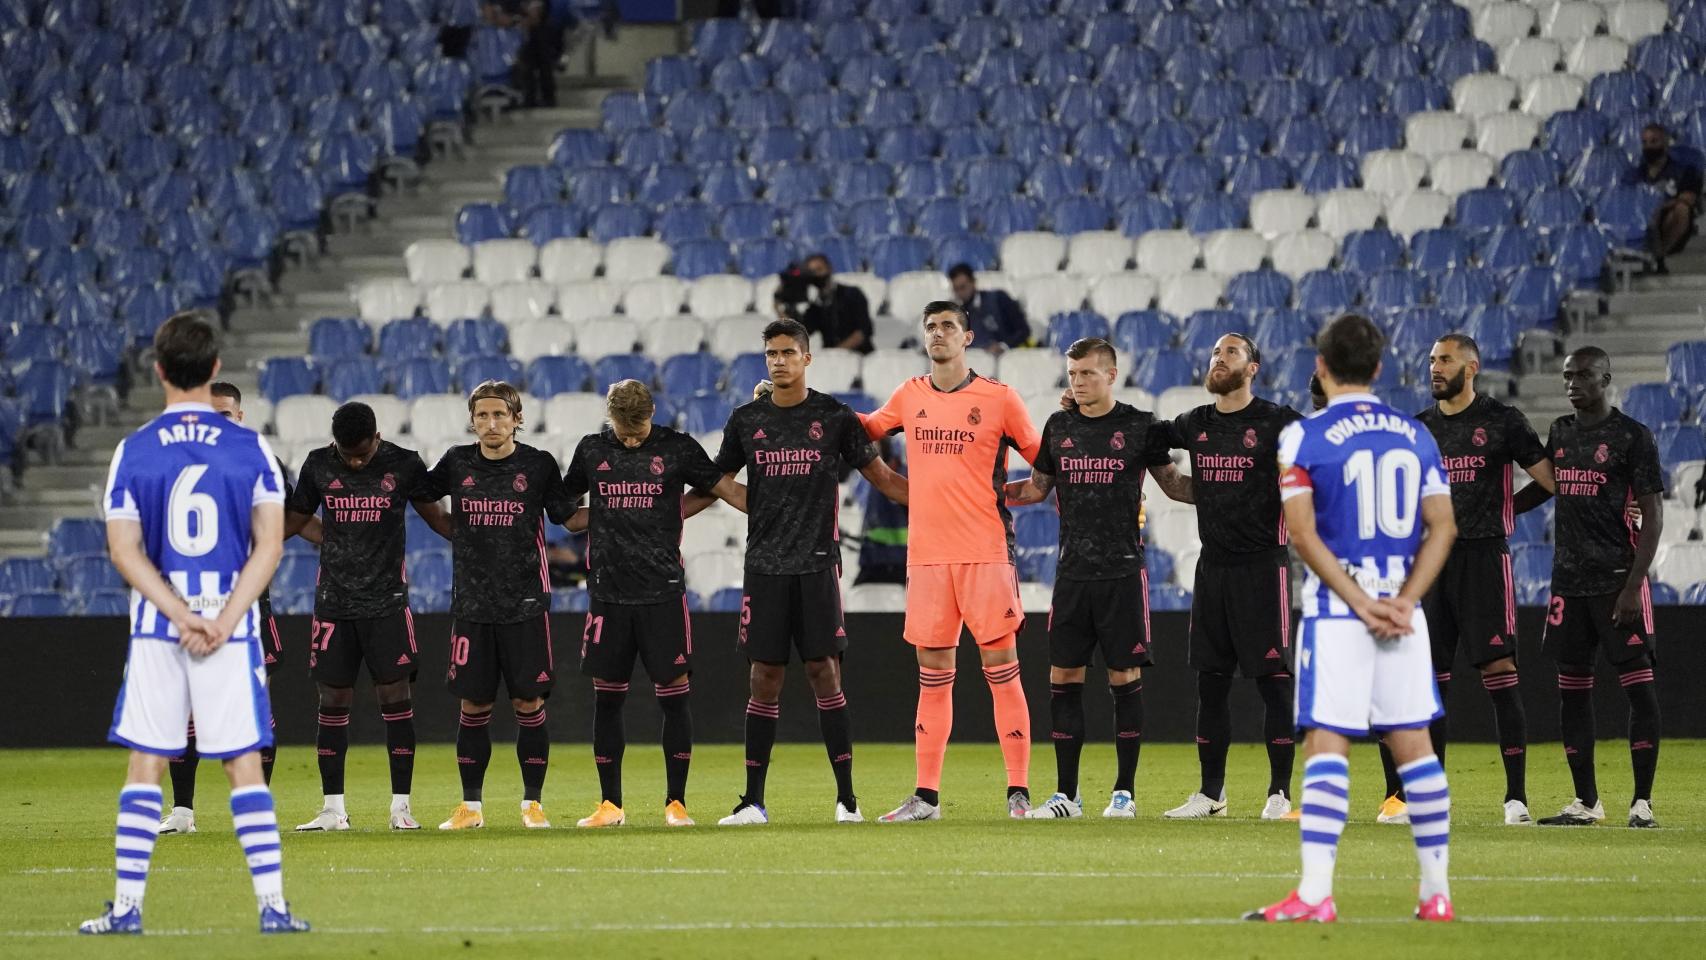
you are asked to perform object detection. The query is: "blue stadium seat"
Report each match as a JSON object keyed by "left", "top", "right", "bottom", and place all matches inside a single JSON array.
[
  {"left": 677, "top": 393, "right": 734, "bottom": 434},
  {"left": 378, "top": 318, "right": 439, "bottom": 361},
  {"left": 1226, "top": 155, "right": 1292, "bottom": 203},
  {"left": 661, "top": 354, "right": 725, "bottom": 397},
  {"left": 1113, "top": 311, "right": 1176, "bottom": 355},
  {"left": 1500, "top": 266, "right": 1563, "bottom": 327},
  {"left": 456, "top": 203, "right": 515, "bottom": 245},
  {"left": 591, "top": 203, "right": 652, "bottom": 244},
  {"left": 1130, "top": 351, "right": 1196, "bottom": 392},
  {"left": 634, "top": 164, "right": 697, "bottom": 206},
  {"left": 594, "top": 354, "right": 658, "bottom": 391},
  {"left": 1341, "top": 229, "right": 1406, "bottom": 273},
  {"left": 894, "top": 160, "right": 949, "bottom": 203},
  {"left": 525, "top": 356, "right": 593, "bottom": 397},
  {"left": 876, "top": 126, "right": 940, "bottom": 166},
  {"left": 1026, "top": 158, "right": 1090, "bottom": 206},
  {"left": 8, "top": 592, "right": 71, "bottom": 616},
  {"left": 831, "top": 161, "right": 895, "bottom": 205},
  {"left": 1409, "top": 228, "right": 1472, "bottom": 273},
  {"left": 0, "top": 557, "right": 58, "bottom": 595},
  {"left": 1464, "top": 305, "right": 1521, "bottom": 367},
  {"left": 259, "top": 357, "right": 318, "bottom": 403},
  {"left": 749, "top": 126, "right": 806, "bottom": 166},
  {"left": 63, "top": 555, "right": 124, "bottom": 595},
  {"left": 1179, "top": 310, "right": 1247, "bottom": 354},
  {"left": 1434, "top": 267, "right": 1499, "bottom": 311},
  {"left": 767, "top": 163, "right": 830, "bottom": 205},
  {"left": 1512, "top": 544, "right": 1555, "bottom": 586},
  {"left": 673, "top": 239, "right": 734, "bottom": 280},
  {"left": 48, "top": 517, "right": 108, "bottom": 568},
  {"left": 705, "top": 587, "right": 744, "bottom": 613},
  {"left": 1544, "top": 109, "right": 1611, "bottom": 159},
  {"left": 1523, "top": 187, "right": 1588, "bottom": 230},
  {"left": 934, "top": 235, "right": 999, "bottom": 271},
  {"left": 1363, "top": 270, "right": 1430, "bottom": 313},
  {"left": 444, "top": 318, "right": 508, "bottom": 362},
  {"left": 82, "top": 591, "right": 131, "bottom": 617},
  {"left": 1047, "top": 311, "right": 1111, "bottom": 351},
  {"left": 657, "top": 203, "right": 716, "bottom": 244},
  {"left": 1587, "top": 70, "right": 1656, "bottom": 118},
  {"left": 1297, "top": 271, "right": 1359, "bottom": 316},
  {"left": 1453, "top": 187, "right": 1520, "bottom": 230},
  {"left": 1656, "top": 424, "right": 1706, "bottom": 465},
  {"left": 1623, "top": 383, "right": 1686, "bottom": 430},
  {"left": 323, "top": 357, "right": 384, "bottom": 402},
  {"left": 719, "top": 202, "right": 779, "bottom": 243},
  {"left": 1160, "top": 156, "right": 1224, "bottom": 200},
  {"left": 869, "top": 236, "right": 932, "bottom": 279},
  {"left": 1510, "top": 502, "right": 1551, "bottom": 546},
  {"left": 1297, "top": 154, "right": 1360, "bottom": 193},
  {"left": 1253, "top": 310, "right": 1316, "bottom": 354},
  {"left": 1340, "top": 114, "right": 1405, "bottom": 157},
  {"left": 982, "top": 196, "right": 1046, "bottom": 235},
  {"left": 1149, "top": 584, "right": 1192, "bottom": 612},
  {"left": 1548, "top": 224, "right": 1611, "bottom": 288},
  {"left": 457, "top": 355, "right": 524, "bottom": 391},
  {"left": 1592, "top": 184, "right": 1664, "bottom": 247},
  {"left": 1477, "top": 226, "right": 1544, "bottom": 272},
  {"left": 389, "top": 357, "right": 452, "bottom": 401},
  {"left": 1052, "top": 196, "right": 1115, "bottom": 234},
  {"left": 737, "top": 238, "right": 797, "bottom": 279},
  {"left": 550, "top": 129, "right": 613, "bottom": 168}
]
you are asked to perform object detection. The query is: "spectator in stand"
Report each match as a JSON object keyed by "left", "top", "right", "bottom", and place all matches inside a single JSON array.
[
  {"left": 949, "top": 264, "right": 1032, "bottom": 354},
  {"left": 484, "top": 1, "right": 565, "bottom": 108},
  {"left": 775, "top": 254, "right": 873, "bottom": 354},
  {"left": 1630, "top": 124, "right": 1702, "bottom": 272},
  {"left": 440, "top": 0, "right": 480, "bottom": 57}
]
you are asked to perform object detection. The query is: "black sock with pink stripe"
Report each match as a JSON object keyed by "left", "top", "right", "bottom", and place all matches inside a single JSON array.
[
  {"left": 382, "top": 699, "right": 415, "bottom": 795},
  {"left": 1050, "top": 682, "right": 1085, "bottom": 798},
  {"left": 316, "top": 705, "right": 351, "bottom": 796},
  {"left": 1482, "top": 671, "right": 1527, "bottom": 803},
  {"left": 743, "top": 698, "right": 779, "bottom": 806},
  {"left": 657, "top": 681, "right": 693, "bottom": 804},
  {"left": 1620, "top": 657, "right": 1660, "bottom": 804},
  {"left": 170, "top": 726, "right": 199, "bottom": 809},
  {"left": 1195, "top": 672, "right": 1232, "bottom": 799},
  {"left": 260, "top": 717, "right": 275, "bottom": 786},
  {"left": 1256, "top": 674, "right": 1293, "bottom": 799},
  {"left": 515, "top": 706, "right": 549, "bottom": 803},
  {"left": 1111, "top": 680, "right": 1143, "bottom": 795},
  {"left": 593, "top": 681, "right": 628, "bottom": 806},
  {"left": 816, "top": 690, "right": 855, "bottom": 807},
  {"left": 1558, "top": 669, "right": 1598, "bottom": 808},
  {"left": 456, "top": 708, "right": 492, "bottom": 802},
  {"left": 1430, "top": 671, "right": 1451, "bottom": 767}
]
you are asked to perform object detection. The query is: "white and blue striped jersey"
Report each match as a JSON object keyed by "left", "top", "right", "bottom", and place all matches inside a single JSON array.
[
  {"left": 103, "top": 402, "right": 286, "bottom": 641},
  {"left": 1277, "top": 392, "right": 1450, "bottom": 620}
]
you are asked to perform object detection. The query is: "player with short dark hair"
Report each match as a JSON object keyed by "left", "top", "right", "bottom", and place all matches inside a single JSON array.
[
  {"left": 1387, "top": 334, "right": 1555, "bottom": 826},
  {"left": 1006, "top": 338, "right": 1177, "bottom": 819},
  {"left": 1156, "top": 333, "right": 1306, "bottom": 821},
  {"left": 1248, "top": 312, "right": 1457, "bottom": 924},
  {"left": 710, "top": 318, "right": 909, "bottom": 826},
  {"left": 85, "top": 313, "right": 308, "bottom": 934},
  {"left": 1515, "top": 347, "right": 1665, "bottom": 828},
  {"left": 284, "top": 401, "right": 450, "bottom": 832},
  {"left": 564, "top": 379, "right": 746, "bottom": 829},
  {"left": 427, "top": 381, "right": 574, "bottom": 831}
]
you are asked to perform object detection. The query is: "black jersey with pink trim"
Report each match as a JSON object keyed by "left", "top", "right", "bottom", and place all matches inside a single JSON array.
[
  {"left": 1545, "top": 410, "right": 1664, "bottom": 597},
  {"left": 288, "top": 441, "right": 432, "bottom": 620},
  {"left": 564, "top": 425, "right": 725, "bottom": 604},
  {"left": 1415, "top": 394, "right": 1546, "bottom": 541},
  {"left": 1032, "top": 403, "right": 1171, "bottom": 580},
  {"left": 425, "top": 442, "right": 572, "bottom": 624},
  {"left": 1161, "top": 397, "right": 1302, "bottom": 563}
]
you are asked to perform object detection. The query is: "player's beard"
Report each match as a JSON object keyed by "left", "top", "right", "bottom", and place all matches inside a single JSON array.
[
  {"left": 1431, "top": 368, "right": 1466, "bottom": 401},
  {"left": 1205, "top": 366, "right": 1248, "bottom": 396}
]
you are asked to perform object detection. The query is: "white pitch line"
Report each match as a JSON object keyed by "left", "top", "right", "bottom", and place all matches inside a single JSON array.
[{"left": 8, "top": 915, "right": 1706, "bottom": 938}]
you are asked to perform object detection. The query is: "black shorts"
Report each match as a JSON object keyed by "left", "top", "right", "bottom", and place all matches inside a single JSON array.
[
  {"left": 739, "top": 568, "right": 848, "bottom": 664},
  {"left": 1542, "top": 588, "right": 1655, "bottom": 669},
  {"left": 1423, "top": 539, "right": 1519, "bottom": 672},
  {"left": 310, "top": 609, "right": 420, "bottom": 687},
  {"left": 1049, "top": 573, "right": 1151, "bottom": 671},
  {"left": 446, "top": 614, "right": 555, "bottom": 702},
  {"left": 1188, "top": 554, "right": 1294, "bottom": 678},
  {"left": 260, "top": 612, "right": 283, "bottom": 678},
  {"left": 580, "top": 596, "right": 693, "bottom": 685}
]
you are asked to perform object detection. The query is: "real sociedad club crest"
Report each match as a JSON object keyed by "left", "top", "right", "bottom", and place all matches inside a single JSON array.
[
  {"left": 1243, "top": 427, "right": 1258, "bottom": 449},
  {"left": 1111, "top": 430, "right": 1125, "bottom": 450},
  {"left": 650, "top": 455, "right": 665, "bottom": 476},
  {"left": 809, "top": 420, "right": 823, "bottom": 441},
  {"left": 513, "top": 473, "right": 528, "bottom": 492},
  {"left": 1595, "top": 443, "right": 1609, "bottom": 463},
  {"left": 380, "top": 473, "right": 397, "bottom": 492},
  {"left": 1472, "top": 427, "right": 1487, "bottom": 447},
  {"left": 967, "top": 406, "right": 982, "bottom": 426}
]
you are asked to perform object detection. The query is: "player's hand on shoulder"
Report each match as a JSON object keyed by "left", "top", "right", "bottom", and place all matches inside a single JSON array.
[
  {"left": 1058, "top": 388, "right": 1075, "bottom": 411},
  {"left": 753, "top": 380, "right": 774, "bottom": 401}
]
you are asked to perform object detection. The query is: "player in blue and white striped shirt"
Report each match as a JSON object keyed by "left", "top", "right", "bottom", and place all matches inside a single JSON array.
[
  {"left": 81, "top": 314, "right": 308, "bottom": 936},
  {"left": 1245, "top": 315, "right": 1459, "bottom": 925}
]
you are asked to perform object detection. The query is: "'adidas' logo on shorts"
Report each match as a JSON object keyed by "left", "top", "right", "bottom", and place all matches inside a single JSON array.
[
  {"left": 1490, "top": 636, "right": 1505, "bottom": 646},
  {"left": 535, "top": 671, "right": 551, "bottom": 683},
  {"left": 1628, "top": 635, "right": 1644, "bottom": 646},
  {"left": 674, "top": 654, "right": 687, "bottom": 664},
  {"left": 1265, "top": 648, "right": 1281, "bottom": 660},
  {"left": 1004, "top": 607, "right": 1016, "bottom": 618},
  {"left": 397, "top": 654, "right": 410, "bottom": 665}
]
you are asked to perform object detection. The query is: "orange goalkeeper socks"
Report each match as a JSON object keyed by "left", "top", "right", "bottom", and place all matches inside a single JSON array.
[
  {"left": 915, "top": 668, "right": 956, "bottom": 792},
  {"left": 984, "top": 659, "right": 1030, "bottom": 790}
]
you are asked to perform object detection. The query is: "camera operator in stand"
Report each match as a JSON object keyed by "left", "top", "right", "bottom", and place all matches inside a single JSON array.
[{"left": 774, "top": 254, "right": 873, "bottom": 355}]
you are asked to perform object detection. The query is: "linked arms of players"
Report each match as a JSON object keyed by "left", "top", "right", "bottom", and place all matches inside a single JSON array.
[
  {"left": 569, "top": 476, "right": 750, "bottom": 533},
  {"left": 283, "top": 498, "right": 448, "bottom": 542},
  {"left": 1004, "top": 463, "right": 1187, "bottom": 506},
  {"left": 1282, "top": 491, "right": 1456, "bottom": 641},
  {"left": 1617, "top": 492, "right": 1664, "bottom": 627}
]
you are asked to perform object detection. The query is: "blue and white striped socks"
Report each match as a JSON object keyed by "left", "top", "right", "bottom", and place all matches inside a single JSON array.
[
  {"left": 230, "top": 785, "right": 287, "bottom": 913},
  {"left": 113, "top": 784, "right": 163, "bottom": 915},
  {"left": 1398, "top": 756, "right": 1451, "bottom": 900},
  {"left": 1297, "top": 755, "right": 1350, "bottom": 904}
]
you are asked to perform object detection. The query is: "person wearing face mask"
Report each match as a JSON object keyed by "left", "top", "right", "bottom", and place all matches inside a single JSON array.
[
  {"left": 948, "top": 263, "right": 1032, "bottom": 353},
  {"left": 773, "top": 254, "right": 873, "bottom": 354},
  {"left": 1629, "top": 123, "right": 1702, "bottom": 272}
]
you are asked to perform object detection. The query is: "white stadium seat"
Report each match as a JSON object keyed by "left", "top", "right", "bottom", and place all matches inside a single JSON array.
[
  {"left": 1065, "top": 231, "right": 1134, "bottom": 275},
  {"left": 423, "top": 281, "right": 490, "bottom": 324},
  {"left": 1020, "top": 274, "right": 1089, "bottom": 319},
  {"left": 1088, "top": 274, "right": 1159, "bottom": 317},
  {"left": 1145, "top": 510, "right": 1201, "bottom": 557},
  {"left": 488, "top": 280, "right": 556, "bottom": 326},
  {"left": 999, "top": 232, "right": 1068, "bottom": 279},
  {"left": 860, "top": 348, "right": 926, "bottom": 397},
  {"left": 537, "top": 238, "right": 603, "bottom": 283},
  {"left": 1564, "top": 35, "right": 1630, "bottom": 78},
  {"left": 1154, "top": 385, "right": 1213, "bottom": 423},
  {"left": 1157, "top": 271, "right": 1225, "bottom": 316},
  {"left": 1113, "top": 387, "right": 1156, "bottom": 409},
  {"left": 1171, "top": 544, "right": 1201, "bottom": 590},
  {"left": 869, "top": 314, "right": 913, "bottom": 350},
  {"left": 1385, "top": 190, "right": 1453, "bottom": 237},
  {"left": 963, "top": 347, "right": 998, "bottom": 375},
  {"left": 576, "top": 317, "right": 640, "bottom": 357},
  {"left": 886, "top": 271, "right": 951, "bottom": 323},
  {"left": 1656, "top": 542, "right": 1706, "bottom": 589},
  {"left": 1269, "top": 230, "right": 1336, "bottom": 279},
  {"left": 508, "top": 319, "right": 575, "bottom": 363},
  {"left": 1607, "top": 1, "right": 1669, "bottom": 44},
  {"left": 640, "top": 316, "right": 707, "bottom": 356},
  {"left": 1521, "top": 73, "right": 1587, "bottom": 117},
  {"left": 621, "top": 276, "right": 688, "bottom": 323},
  {"left": 546, "top": 394, "right": 609, "bottom": 436},
  {"left": 709, "top": 314, "right": 770, "bottom": 359},
  {"left": 1472, "top": 3, "right": 1538, "bottom": 45},
  {"left": 602, "top": 237, "right": 671, "bottom": 281},
  {"left": 1476, "top": 111, "right": 1542, "bottom": 160},
  {"left": 1135, "top": 229, "right": 1201, "bottom": 277},
  {"left": 1024, "top": 389, "right": 1064, "bottom": 431},
  {"left": 471, "top": 239, "right": 537, "bottom": 284},
  {"left": 243, "top": 396, "right": 274, "bottom": 435},
  {"left": 973, "top": 270, "right": 1012, "bottom": 292},
  {"left": 681, "top": 510, "right": 743, "bottom": 555},
  {"left": 1540, "top": 1, "right": 1604, "bottom": 42},
  {"left": 844, "top": 583, "right": 907, "bottom": 611},
  {"left": 410, "top": 396, "right": 471, "bottom": 446},
  {"left": 403, "top": 239, "right": 470, "bottom": 284},
  {"left": 1248, "top": 190, "right": 1316, "bottom": 240},
  {"left": 1315, "top": 189, "right": 1385, "bottom": 239},
  {"left": 1404, "top": 111, "right": 1473, "bottom": 159},
  {"left": 555, "top": 280, "right": 623, "bottom": 322},
  {"left": 355, "top": 278, "right": 421, "bottom": 325},
  {"left": 1019, "top": 582, "right": 1052, "bottom": 609},
  {"left": 1360, "top": 149, "right": 1431, "bottom": 198},
  {"left": 1452, "top": 73, "right": 1519, "bottom": 118},
  {"left": 1428, "top": 151, "right": 1498, "bottom": 197},
  {"left": 274, "top": 395, "right": 337, "bottom": 444},
  {"left": 1200, "top": 230, "right": 1269, "bottom": 276},
  {"left": 808, "top": 348, "right": 863, "bottom": 393},
  {"left": 349, "top": 394, "right": 407, "bottom": 438},
  {"left": 687, "top": 274, "right": 754, "bottom": 319},
  {"left": 1498, "top": 37, "right": 1563, "bottom": 79},
  {"left": 997, "top": 349, "right": 1064, "bottom": 395},
  {"left": 833, "top": 272, "right": 888, "bottom": 312},
  {"left": 685, "top": 549, "right": 746, "bottom": 595}
]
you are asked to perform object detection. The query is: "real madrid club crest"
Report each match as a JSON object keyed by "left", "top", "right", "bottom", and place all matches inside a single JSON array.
[
  {"left": 967, "top": 406, "right": 982, "bottom": 426},
  {"left": 513, "top": 473, "right": 528, "bottom": 492},
  {"left": 1111, "top": 430, "right": 1125, "bottom": 450},
  {"left": 650, "top": 455, "right": 665, "bottom": 476},
  {"left": 809, "top": 420, "right": 823, "bottom": 441}
]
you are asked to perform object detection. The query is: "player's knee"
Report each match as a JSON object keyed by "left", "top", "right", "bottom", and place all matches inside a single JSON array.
[
  {"left": 318, "top": 684, "right": 355, "bottom": 709},
  {"left": 977, "top": 642, "right": 1018, "bottom": 668},
  {"left": 915, "top": 647, "right": 954, "bottom": 670},
  {"left": 802, "top": 658, "right": 840, "bottom": 696},
  {"left": 461, "top": 699, "right": 495, "bottom": 715},
  {"left": 658, "top": 675, "right": 690, "bottom": 692},
  {"left": 375, "top": 679, "right": 410, "bottom": 705},
  {"left": 1480, "top": 657, "right": 1518, "bottom": 677},
  {"left": 1050, "top": 666, "right": 1087, "bottom": 685},
  {"left": 750, "top": 665, "right": 785, "bottom": 703},
  {"left": 511, "top": 696, "right": 544, "bottom": 713},
  {"left": 1105, "top": 667, "right": 1139, "bottom": 686},
  {"left": 1255, "top": 674, "right": 1291, "bottom": 704}
]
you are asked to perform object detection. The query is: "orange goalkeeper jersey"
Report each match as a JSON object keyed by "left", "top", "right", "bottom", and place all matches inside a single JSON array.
[{"left": 861, "top": 373, "right": 1042, "bottom": 566}]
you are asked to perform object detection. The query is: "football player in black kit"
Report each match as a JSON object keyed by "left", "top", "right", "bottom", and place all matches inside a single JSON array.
[
  {"left": 563, "top": 379, "right": 746, "bottom": 829},
  {"left": 428, "top": 381, "right": 575, "bottom": 832},
  {"left": 285, "top": 401, "right": 450, "bottom": 832},
  {"left": 1158, "top": 334, "right": 1305, "bottom": 821},
  {"left": 1006, "top": 337, "right": 1180, "bottom": 819},
  {"left": 708, "top": 319, "right": 910, "bottom": 826},
  {"left": 1515, "top": 347, "right": 1664, "bottom": 828},
  {"left": 1378, "top": 335, "right": 1555, "bottom": 827}
]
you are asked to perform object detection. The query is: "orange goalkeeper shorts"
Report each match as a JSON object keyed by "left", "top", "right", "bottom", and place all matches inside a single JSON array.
[{"left": 903, "top": 563, "right": 1024, "bottom": 649}]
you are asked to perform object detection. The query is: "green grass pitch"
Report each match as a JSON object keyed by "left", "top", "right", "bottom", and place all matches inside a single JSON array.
[{"left": 3, "top": 740, "right": 1702, "bottom": 958}]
